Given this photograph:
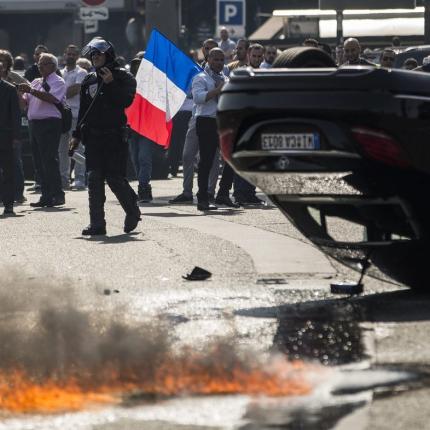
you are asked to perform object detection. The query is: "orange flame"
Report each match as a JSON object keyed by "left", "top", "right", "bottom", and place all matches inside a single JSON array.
[
  {"left": 0, "top": 355, "right": 312, "bottom": 414},
  {"left": 0, "top": 371, "right": 118, "bottom": 413}
]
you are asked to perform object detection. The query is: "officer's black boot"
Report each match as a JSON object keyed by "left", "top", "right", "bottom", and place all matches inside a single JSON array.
[
  {"left": 107, "top": 175, "right": 141, "bottom": 233},
  {"left": 84, "top": 170, "right": 107, "bottom": 235},
  {"left": 82, "top": 225, "right": 107, "bottom": 236}
]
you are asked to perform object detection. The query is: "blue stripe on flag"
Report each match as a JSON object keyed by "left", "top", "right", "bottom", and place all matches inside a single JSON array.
[{"left": 144, "top": 29, "right": 203, "bottom": 93}]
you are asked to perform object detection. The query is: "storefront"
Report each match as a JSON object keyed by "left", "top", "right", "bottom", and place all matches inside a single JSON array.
[{"left": 0, "top": 0, "right": 133, "bottom": 59}]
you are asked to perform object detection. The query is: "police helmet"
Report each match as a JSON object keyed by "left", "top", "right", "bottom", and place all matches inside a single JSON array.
[{"left": 82, "top": 37, "right": 115, "bottom": 59}]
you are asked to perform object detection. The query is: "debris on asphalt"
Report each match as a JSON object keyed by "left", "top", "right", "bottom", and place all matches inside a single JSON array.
[
  {"left": 103, "top": 289, "right": 120, "bottom": 295},
  {"left": 257, "top": 278, "right": 288, "bottom": 285},
  {"left": 182, "top": 266, "right": 212, "bottom": 281}
]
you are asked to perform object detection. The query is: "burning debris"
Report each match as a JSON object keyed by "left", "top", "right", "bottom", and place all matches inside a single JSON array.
[{"left": 0, "top": 270, "right": 314, "bottom": 415}]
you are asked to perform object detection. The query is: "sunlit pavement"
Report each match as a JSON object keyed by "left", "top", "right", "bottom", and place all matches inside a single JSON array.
[{"left": 1, "top": 176, "right": 430, "bottom": 429}]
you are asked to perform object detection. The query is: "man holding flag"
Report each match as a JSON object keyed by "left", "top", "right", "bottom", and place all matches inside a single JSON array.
[
  {"left": 126, "top": 29, "right": 202, "bottom": 154},
  {"left": 134, "top": 36, "right": 236, "bottom": 211}
]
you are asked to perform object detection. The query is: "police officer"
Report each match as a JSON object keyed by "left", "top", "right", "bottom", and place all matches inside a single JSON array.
[
  {"left": 69, "top": 38, "right": 140, "bottom": 236},
  {"left": 0, "top": 60, "right": 21, "bottom": 216}
]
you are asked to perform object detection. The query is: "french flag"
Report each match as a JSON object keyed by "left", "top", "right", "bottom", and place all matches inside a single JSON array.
[{"left": 126, "top": 29, "right": 202, "bottom": 148}]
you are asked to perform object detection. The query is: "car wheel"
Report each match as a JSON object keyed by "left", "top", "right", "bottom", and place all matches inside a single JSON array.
[{"left": 273, "top": 47, "right": 336, "bottom": 68}]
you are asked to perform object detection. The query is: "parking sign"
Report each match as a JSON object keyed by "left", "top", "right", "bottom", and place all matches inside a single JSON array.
[{"left": 217, "top": 0, "right": 246, "bottom": 38}]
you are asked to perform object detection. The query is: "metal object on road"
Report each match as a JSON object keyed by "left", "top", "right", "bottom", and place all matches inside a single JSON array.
[
  {"left": 331, "top": 254, "right": 369, "bottom": 295},
  {"left": 330, "top": 281, "right": 363, "bottom": 295}
]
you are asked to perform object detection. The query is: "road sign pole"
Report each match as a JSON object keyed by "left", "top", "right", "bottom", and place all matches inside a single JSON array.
[{"left": 425, "top": 0, "right": 430, "bottom": 44}]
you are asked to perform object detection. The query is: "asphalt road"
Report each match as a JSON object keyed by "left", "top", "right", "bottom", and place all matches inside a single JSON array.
[{"left": 1, "top": 177, "right": 430, "bottom": 429}]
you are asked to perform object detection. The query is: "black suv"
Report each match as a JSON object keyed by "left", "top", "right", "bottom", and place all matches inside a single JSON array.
[{"left": 218, "top": 47, "right": 430, "bottom": 289}]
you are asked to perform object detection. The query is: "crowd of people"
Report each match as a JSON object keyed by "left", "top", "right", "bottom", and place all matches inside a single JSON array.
[
  {"left": 0, "top": 28, "right": 428, "bottom": 235},
  {"left": 0, "top": 40, "right": 140, "bottom": 234}
]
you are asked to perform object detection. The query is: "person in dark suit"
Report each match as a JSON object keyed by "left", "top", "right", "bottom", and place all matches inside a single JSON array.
[{"left": 0, "top": 61, "right": 21, "bottom": 215}]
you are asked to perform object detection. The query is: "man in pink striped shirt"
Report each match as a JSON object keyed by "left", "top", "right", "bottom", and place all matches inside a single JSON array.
[{"left": 18, "top": 53, "right": 66, "bottom": 207}]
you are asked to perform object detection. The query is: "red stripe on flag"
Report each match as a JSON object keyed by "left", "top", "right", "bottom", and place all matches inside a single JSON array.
[{"left": 126, "top": 94, "right": 173, "bottom": 149}]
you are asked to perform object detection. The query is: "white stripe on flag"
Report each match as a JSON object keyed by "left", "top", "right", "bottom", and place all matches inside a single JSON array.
[{"left": 136, "top": 58, "right": 186, "bottom": 121}]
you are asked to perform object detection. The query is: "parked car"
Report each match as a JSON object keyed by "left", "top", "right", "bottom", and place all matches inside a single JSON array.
[
  {"left": 393, "top": 45, "right": 430, "bottom": 68},
  {"left": 218, "top": 47, "right": 430, "bottom": 289}
]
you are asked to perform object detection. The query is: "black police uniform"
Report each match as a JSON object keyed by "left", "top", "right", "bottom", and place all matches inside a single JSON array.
[
  {"left": 0, "top": 79, "right": 20, "bottom": 214},
  {"left": 72, "top": 62, "right": 140, "bottom": 233}
]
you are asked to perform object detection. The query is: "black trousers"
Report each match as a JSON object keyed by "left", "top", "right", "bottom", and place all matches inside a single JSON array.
[
  {"left": 168, "top": 110, "right": 192, "bottom": 176},
  {"left": 217, "top": 162, "right": 235, "bottom": 197},
  {"left": 0, "top": 145, "right": 14, "bottom": 207},
  {"left": 13, "top": 141, "right": 25, "bottom": 199},
  {"left": 196, "top": 116, "right": 234, "bottom": 202},
  {"left": 29, "top": 118, "right": 64, "bottom": 202},
  {"left": 84, "top": 129, "right": 138, "bottom": 227}
]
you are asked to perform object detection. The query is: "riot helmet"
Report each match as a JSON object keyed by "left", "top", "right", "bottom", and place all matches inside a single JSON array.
[{"left": 82, "top": 37, "right": 116, "bottom": 61}]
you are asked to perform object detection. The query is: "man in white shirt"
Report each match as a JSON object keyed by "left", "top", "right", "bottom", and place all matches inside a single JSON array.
[
  {"left": 193, "top": 47, "right": 236, "bottom": 211},
  {"left": 218, "top": 27, "right": 236, "bottom": 64},
  {"left": 59, "top": 44, "right": 87, "bottom": 190},
  {"left": 169, "top": 39, "right": 222, "bottom": 205}
]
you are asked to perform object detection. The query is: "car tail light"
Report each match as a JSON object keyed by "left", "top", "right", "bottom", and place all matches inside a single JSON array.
[
  {"left": 219, "top": 128, "right": 236, "bottom": 162},
  {"left": 351, "top": 127, "right": 411, "bottom": 168}
]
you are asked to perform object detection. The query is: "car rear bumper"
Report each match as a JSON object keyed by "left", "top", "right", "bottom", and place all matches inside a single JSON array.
[{"left": 232, "top": 170, "right": 362, "bottom": 196}]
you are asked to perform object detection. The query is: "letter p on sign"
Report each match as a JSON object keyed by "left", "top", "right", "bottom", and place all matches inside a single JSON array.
[
  {"left": 217, "top": 0, "right": 245, "bottom": 37},
  {"left": 225, "top": 5, "right": 237, "bottom": 22},
  {"left": 217, "top": 0, "right": 245, "bottom": 27}
]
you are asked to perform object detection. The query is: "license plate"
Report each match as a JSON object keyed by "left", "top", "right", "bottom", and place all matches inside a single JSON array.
[{"left": 261, "top": 133, "right": 320, "bottom": 150}]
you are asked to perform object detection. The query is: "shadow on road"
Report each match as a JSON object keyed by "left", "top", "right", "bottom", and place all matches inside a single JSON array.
[
  {"left": 27, "top": 207, "right": 75, "bottom": 213},
  {"left": 143, "top": 200, "right": 192, "bottom": 207},
  {"left": 144, "top": 212, "right": 200, "bottom": 218},
  {"left": 203, "top": 209, "right": 245, "bottom": 216},
  {"left": 74, "top": 232, "right": 145, "bottom": 244},
  {"left": 236, "top": 289, "right": 430, "bottom": 324},
  {"left": 144, "top": 209, "right": 246, "bottom": 217},
  {"left": 1, "top": 213, "right": 25, "bottom": 218}
]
